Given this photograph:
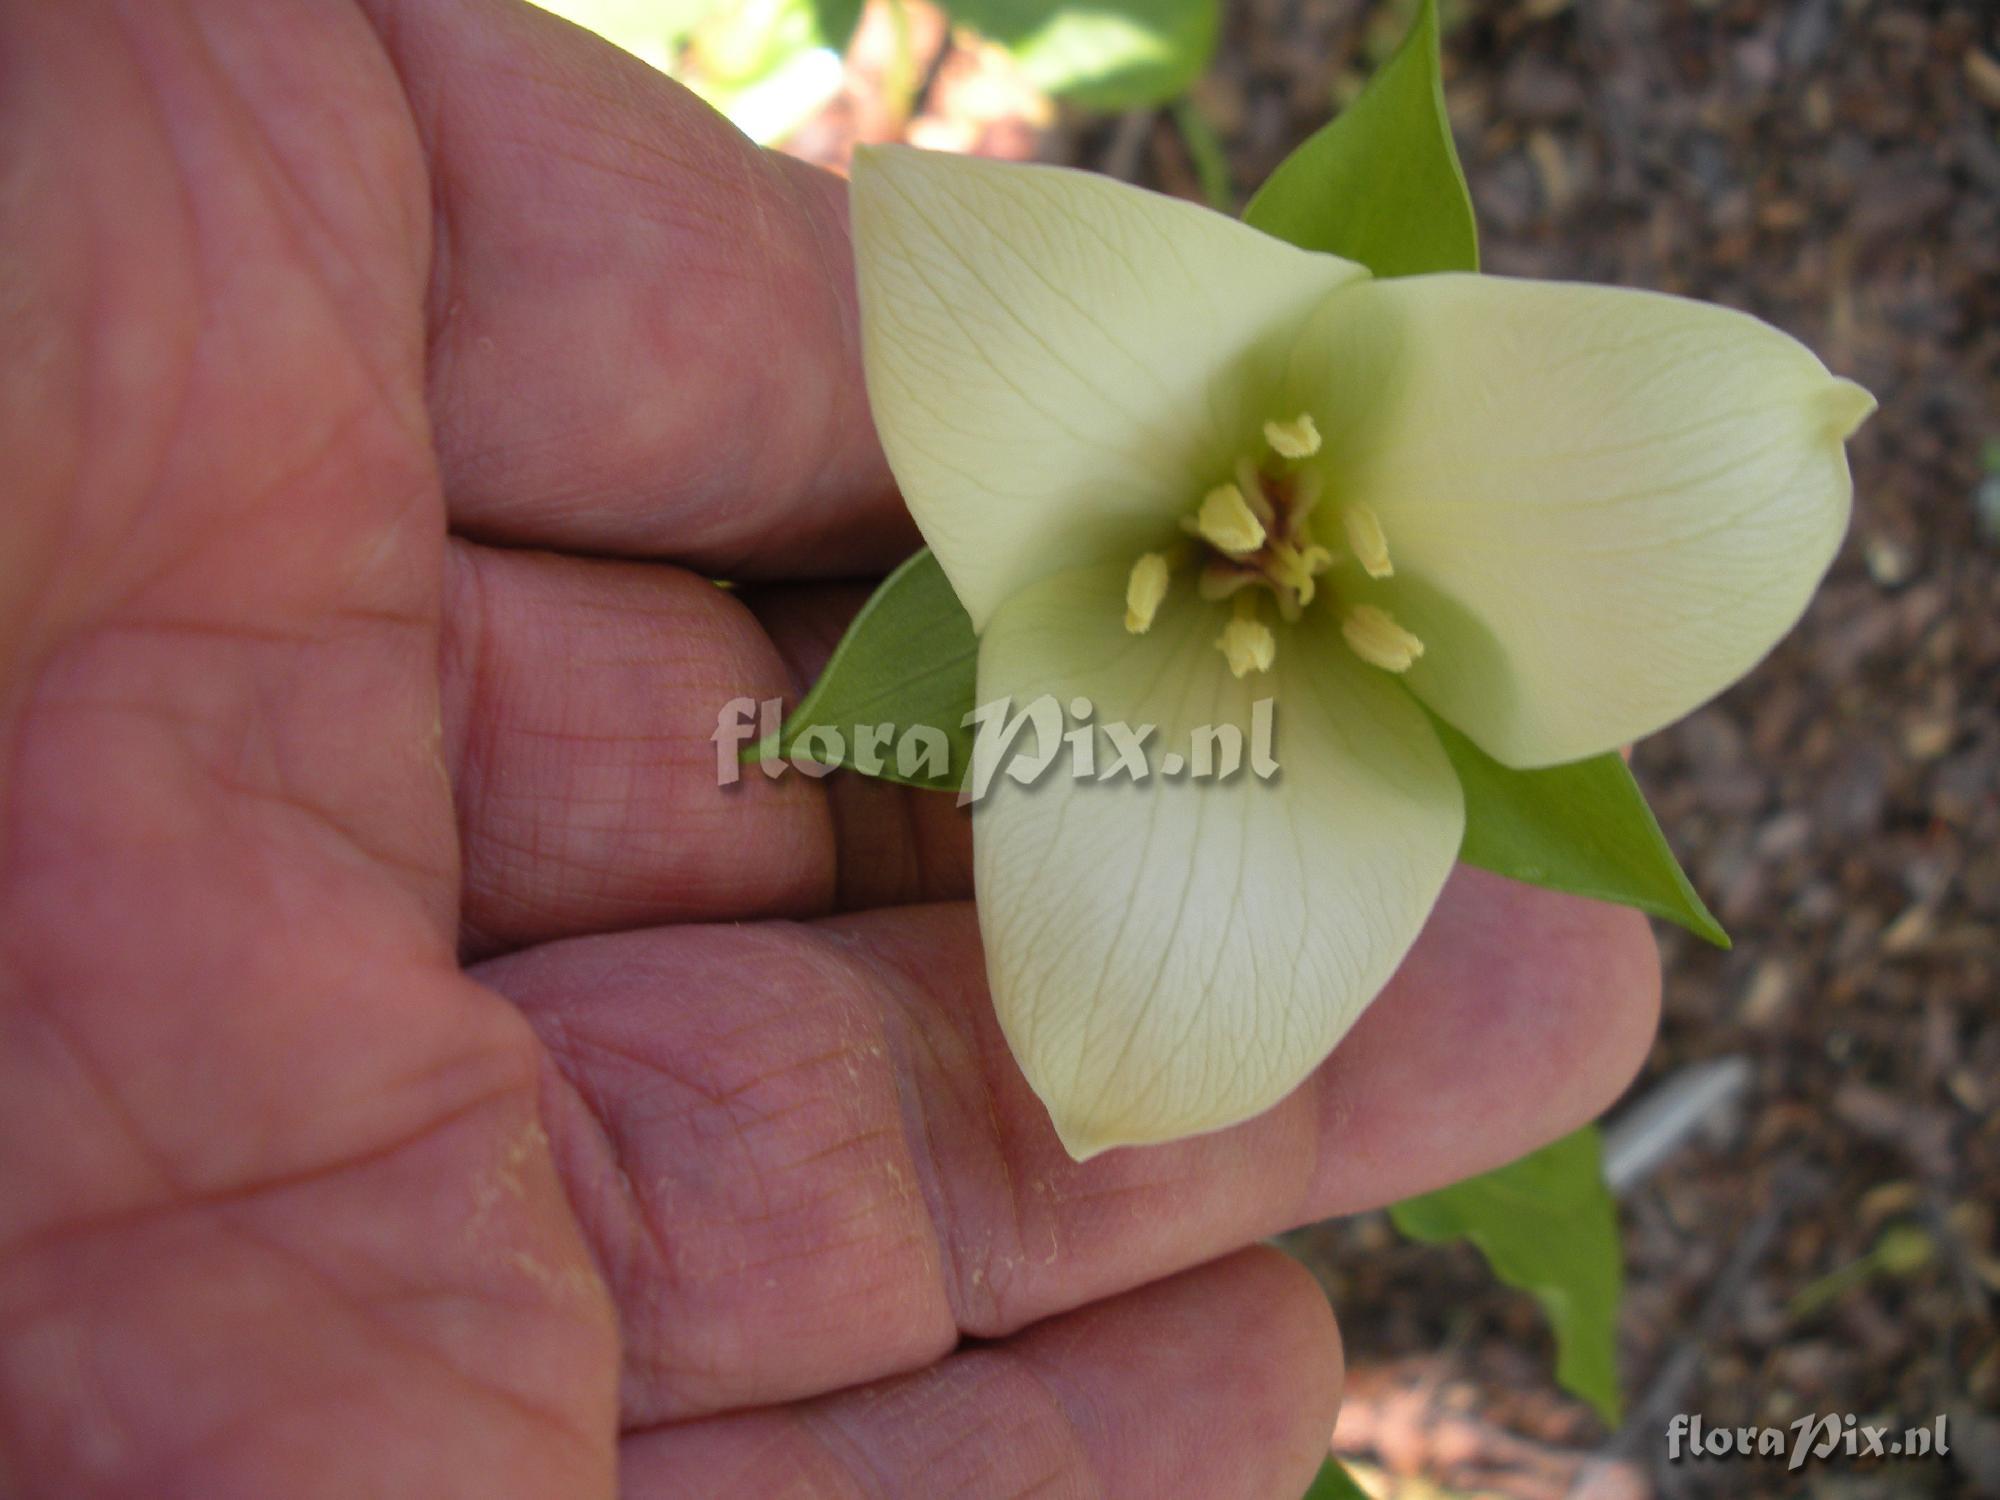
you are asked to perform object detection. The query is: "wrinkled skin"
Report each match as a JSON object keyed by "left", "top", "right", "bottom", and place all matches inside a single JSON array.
[{"left": 0, "top": 2, "right": 1662, "bottom": 1495}]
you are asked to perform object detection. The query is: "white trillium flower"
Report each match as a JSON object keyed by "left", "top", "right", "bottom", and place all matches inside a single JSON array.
[{"left": 850, "top": 145, "right": 1874, "bottom": 1160}]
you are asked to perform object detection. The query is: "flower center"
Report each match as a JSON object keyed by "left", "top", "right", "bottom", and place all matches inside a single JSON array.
[{"left": 1121, "top": 412, "right": 1428, "bottom": 678}]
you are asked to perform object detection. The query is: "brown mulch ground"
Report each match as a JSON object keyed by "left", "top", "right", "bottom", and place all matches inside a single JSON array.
[{"left": 779, "top": 2, "right": 1999, "bottom": 1494}]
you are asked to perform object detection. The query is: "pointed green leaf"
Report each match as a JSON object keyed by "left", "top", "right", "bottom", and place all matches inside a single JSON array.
[
  {"left": 1389, "top": 1127, "right": 1624, "bottom": 1425},
  {"left": 1427, "top": 713, "right": 1729, "bottom": 947},
  {"left": 1301, "top": 1456, "right": 1371, "bottom": 1500},
  {"left": 1243, "top": 0, "right": 1477, "bottom": 276},
  {"left": 759, "top": 549, "right": 977, "bottom": 791}
]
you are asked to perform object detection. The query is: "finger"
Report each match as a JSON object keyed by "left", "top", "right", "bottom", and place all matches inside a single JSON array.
[
  {"left": 360, "top": 0, "right": 913, "bottom": 573},
  {"left": 440, "top": 539, "right": 828, "bottom": 953},
  {"left": 479, "top": 869, "right": 1657, "bottom": 1422},
  {"left": 619, "top": 1247, "right": 1341, "bottom": 1500},
  {"left": 440, "top": 542, "right": 968, "bottom": 954}
]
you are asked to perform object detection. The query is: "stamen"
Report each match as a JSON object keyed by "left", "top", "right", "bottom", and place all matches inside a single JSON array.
[
  {"left": 1267, "top": 541, "right": 1317, "bottom": 607},
  {"left": 1287, "top": 468, "right": 1325, "bottom": 528},
  {"left": 1264, "top": 412, "right": 1322, "bottom": 460},
  {"left": 1232, "top": 457, "right": 1278, "bottom": 528},
  {"left": 1193, "top": 483, "right": 1266, "bottom": 556},
  {"left": 1216, "top": 594, "right": 1276, "bottom": 677},
  {"left": 1342, "top": 605, "right": 1425, "bottom": 673},
  {"left": 1169, "top": 431, "right": 1372, "bottom": 669},
  {"left": 1342, "top": 506, "right": 1394, "bottom": 579},
  {"left": 1197, "top": 561, "right": 1262, "bottom": 602},
  {"left": 1124, "top": 552, "right": 1172, "bottom": 634}
]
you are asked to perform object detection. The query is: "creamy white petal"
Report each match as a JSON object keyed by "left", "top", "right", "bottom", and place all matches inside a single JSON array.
[
  {"left": 851, "top": 147, "right": 1368, "bottom": 630},
  {"left": 1286, "top": 275, "right": 1873, "bottom": 768},
  {"left": 971, "top": 565, "right": 1463, "bottom": 1158}
]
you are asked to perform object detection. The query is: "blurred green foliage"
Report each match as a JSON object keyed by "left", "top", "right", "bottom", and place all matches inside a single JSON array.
[
  {"left": 536, "top": 0, "right": 852, "bottom": 142},
  {"left": 948, "top": 0, "right": 1215, "bottom": 108},
  {"left": 533, "top": 0, "right": 1216, "bottom": 141}
]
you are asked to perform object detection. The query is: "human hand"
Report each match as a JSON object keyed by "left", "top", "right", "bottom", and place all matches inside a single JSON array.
[{"left": 0, "top": 2, "right": 1661, "bottom": 1494}]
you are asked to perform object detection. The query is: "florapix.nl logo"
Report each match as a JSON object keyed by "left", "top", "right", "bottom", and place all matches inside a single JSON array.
[
  {"left": 712, "top": 694, "right": 1282, "bottom": 805},
  {"left": 1666, "top": 1412, "right": 1951, "bottom": 1473}
]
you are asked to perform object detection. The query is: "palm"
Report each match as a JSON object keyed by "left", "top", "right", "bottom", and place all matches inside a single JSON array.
[{"left": 0, "top": 3, "right": 1661, "bottom": 1496}]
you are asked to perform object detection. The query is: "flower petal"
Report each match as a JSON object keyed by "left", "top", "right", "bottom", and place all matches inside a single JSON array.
[
  {"left": 1287, "top": 275, "right": 1873, "bottom": 768},
  {"left": 970, "top": 564, "right": 1464, "bottom": 1158},
  {"left": 851, "top": 147, "right": 1368, "bottom": 631}
]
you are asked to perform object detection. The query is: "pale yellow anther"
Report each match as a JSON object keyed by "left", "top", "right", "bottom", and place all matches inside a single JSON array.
[
  {"left": 1342, "top": 506, "right": 1394, "bottom": 579},
  {"left": 1124, "top": 552, "right": 1172, "bottom": 634},
  {"left": 1342, "top": 605, "right": 1425, "bottom": 673},
  {"left": 1194, "top": 483, "right": 1267, "bottom": 556},
  {"left": 1215, "top": 608, "right": 1277, "bottom": 678},
  {"left": 1263, "top": 412, "right": 1322, "bottom": 460}
]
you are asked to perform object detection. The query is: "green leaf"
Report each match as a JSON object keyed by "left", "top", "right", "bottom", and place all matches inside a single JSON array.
[
  {"left": 761, "top": 549, "right": 978, "bottom": 791},
  {"left": 943, "top": 0, "right": 1218, "bottom": 108},
  {"left": 1300, "top": 1456, "right": 1372, "bottom": 1500},
  {"left": 1243, "top": 0, "right": 1477, "bottom": 276},
  {"left": 1427, "top": 714, "right": 1728, "bottom": 948},
  {"left": 1389, "top": 1127, "right": 1624, "bottom": 1425}
]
